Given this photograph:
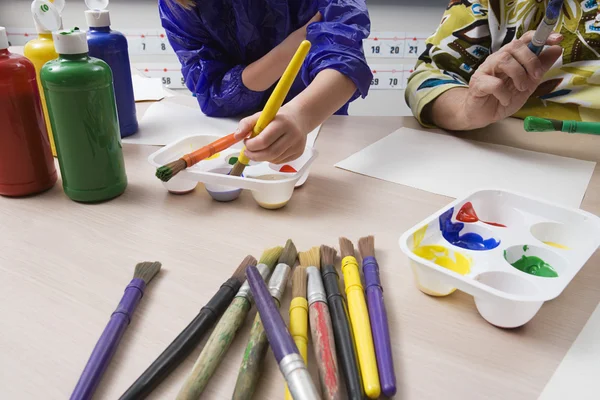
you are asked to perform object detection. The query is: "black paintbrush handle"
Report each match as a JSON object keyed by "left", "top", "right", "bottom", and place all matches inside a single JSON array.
[
  {"left": 321, "top": 265, "right": 364, "bottom": 400},
  {"left": 119, "top": 278, "right": 241, "bottom": 400}
]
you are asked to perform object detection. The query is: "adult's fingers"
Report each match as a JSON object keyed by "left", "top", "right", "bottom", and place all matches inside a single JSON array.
[
  {"left": 244, "top": 120, "right": 286, "bottom": 152},
  {"left": 494, "top": 51, "right": 529, "bottom": 91},
  {"left": 538, "top": 45, "right": 563, "bottom": 72},
  {"left": 504, "top": 39, "right": 543, "bottom": 81},
  {"left": 470, "top": 73, "right": 512, "bottom": 107}
]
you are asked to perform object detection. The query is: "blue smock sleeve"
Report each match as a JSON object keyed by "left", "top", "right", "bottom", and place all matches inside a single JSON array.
[
  {"left": 159, "top": 1, "right": 265, "bottom": 117},
  {"left": 304, "top": 0, "right": 372, "bottom": 100}
]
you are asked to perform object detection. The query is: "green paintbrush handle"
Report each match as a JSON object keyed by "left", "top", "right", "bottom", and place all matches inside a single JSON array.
[
  {"left": 561, "top": 120, "right": 600, "bottom": 135},
  {"left": 232, "top": 310, "right": 273, "bottom": 400},
  {"left": 176, "top": 296, "right": 251, "bottom": 400}
]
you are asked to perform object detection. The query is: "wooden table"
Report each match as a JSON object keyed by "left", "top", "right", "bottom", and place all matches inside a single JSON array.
[{"left": 2, "top": 100, "right": 599, "bottom": 400}]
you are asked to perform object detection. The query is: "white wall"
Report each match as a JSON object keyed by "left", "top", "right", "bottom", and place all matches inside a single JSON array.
[{"left": 0, "top": 0, "right": 447, "bottom": 116}]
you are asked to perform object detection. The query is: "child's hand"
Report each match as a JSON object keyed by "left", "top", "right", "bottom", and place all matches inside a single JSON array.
[{"left": 234, "top": 108, "right": 307, "bottom": 164}]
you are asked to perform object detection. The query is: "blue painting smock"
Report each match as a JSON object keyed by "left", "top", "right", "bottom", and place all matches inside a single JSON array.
[{"left": 159, "top": 0, "right": 372, "bottom": 117}]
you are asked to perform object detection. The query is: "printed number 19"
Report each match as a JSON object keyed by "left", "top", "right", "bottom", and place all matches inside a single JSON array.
[{"left": 371, "top": 46, "right": 380, "bottom": 54}]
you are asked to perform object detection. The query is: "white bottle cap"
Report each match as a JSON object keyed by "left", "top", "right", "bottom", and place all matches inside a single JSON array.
[
  {"left": 53, "top": 28, "right": 89, "bottom": 54},
  {"left": 85, "top": 0, "right": 109, "bottom": 10},
  {"left": 85, "top": 10, "right": 111, "bottom": 28},
  {"left": 0, "top": 27, "right": 9, "bottom": 50},
  {"left": 31, "top": 0, "right": 62, "bottom": 33}
]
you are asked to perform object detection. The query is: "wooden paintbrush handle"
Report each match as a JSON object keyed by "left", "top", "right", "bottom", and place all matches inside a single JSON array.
[
  {"left": 309, "top": 301, "right": 341, "bottom": 400},
  {"left": 232, "top": 311, "right": 272, "bottom": 400},
  {"left": 176, "top": 297, "right": 251, "bottom": 400}
]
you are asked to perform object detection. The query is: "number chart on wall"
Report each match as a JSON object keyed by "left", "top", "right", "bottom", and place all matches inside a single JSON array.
[
  {"left": 134, "top": 63, "right": 187, "bottom": 90},
  {"left": 369, "top": 64, "right": 413, "bottom": 91},
  {"left": 364, "top": 32, "right": 428, "bottom": 59}
]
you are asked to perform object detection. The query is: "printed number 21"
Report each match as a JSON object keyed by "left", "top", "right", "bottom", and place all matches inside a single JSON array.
[{"left": 409, "top": 46, "right": 418, "bottom": 54}]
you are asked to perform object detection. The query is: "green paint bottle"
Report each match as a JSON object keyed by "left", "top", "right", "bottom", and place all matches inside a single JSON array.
[{"left": 41, "top": 27, "right": 127, "bottom": 202}]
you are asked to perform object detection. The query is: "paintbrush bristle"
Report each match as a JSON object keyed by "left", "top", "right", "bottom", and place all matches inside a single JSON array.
[
  {"left": 278, "top": 239, "right": 298, "bottom": 267},
  {"left": 156, "top": 159, "right": 187, "bottom": 182},
  {"left": 292, "top": 266, "right": 307, "bottom": 299},
  {"left": 298, "top": 247, "right": 320, "bottom": 269},
  {"left": 320, "top": 245, "right": 337, "bottom": 267},
  {"left": 133, "top": 262, "right": 162, "bottom": 284},
  {"left": 339, "top": 237, "right": 355, "bottom": 259},
  {"left": 232, "top": 255, "right": 257, "bottom": 283},
  {"left": 358, "top": 235, "right": 375, "bottom": 258},
  {"left": 229, "top": 161, "right": 246, "bottom": 177},
  {"left": 259, "top": 246, "right": 284, "bottom": 270}
]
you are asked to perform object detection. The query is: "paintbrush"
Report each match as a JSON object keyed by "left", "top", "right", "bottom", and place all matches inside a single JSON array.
[
  {"left": 340, "top": 237, "right": 380, "bottom": 399},
  {"left": 233, "top": 240, "right": 297, "bottom": 400},
  {"left": 301, "top": 246, "right": 341, "bottom": 400},
  {"left": 155, "top": 133, "right": 241, "bottom": 182},
  {"left": 524, "top": 116, "right": 600, "bottom": 135},
  {"left": 358, "top": 236, "right": 396, "bottom": 398},
  {"left": 119, "top": 256, "right": 256, "bottom": 400},
  {"left": 246, "top": 265, "right": 322, "bottom": 400},
  {"left": 320, "top": 245, "right": 363, "bottom": 400},
  {"left": 70, "top": 262, "right": 162, "bottom": 400},
  {"left": 528, "top": 0, "right": 564, "bottom": 55},
  {"left": 285, "top": 265, "right": 310, "bottom": 400},
  {"left": 176, "top": 247, "right": 282, "bottom": 400},
  {"left": 230, "top": 40, "right": 311, "bottom": 177}
]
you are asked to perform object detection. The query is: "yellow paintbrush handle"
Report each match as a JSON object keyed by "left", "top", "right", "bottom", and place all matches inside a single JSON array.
[
  {"left": 342, "top": 256, "right": 381, "bottom": 399},
  {"left": 237, "top": 40, "right": 312, "bottom": 166},
  {"left": 285, "top": 296, "right": 309, "bottom": 400}
]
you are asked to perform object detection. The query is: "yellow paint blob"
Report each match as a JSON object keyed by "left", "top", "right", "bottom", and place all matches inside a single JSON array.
[
  {"left": 544, "top": 241, "right": 570, "bottom": 250},
  {"left": 412, "top": 245, "right": 471, "bottom": 275},
  {"left": 257, "top": 201, "right": 289, "bottom": 210},
  {"left": 413, "top": 225, "right": 427, "bottom": 248},
  {"left": 206, "top": 152, "right": 220, "bottom": 160}
]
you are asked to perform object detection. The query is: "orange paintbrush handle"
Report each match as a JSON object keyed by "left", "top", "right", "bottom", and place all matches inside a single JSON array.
[{"left": 182, "top": 133, "right": 240, "bottom": 167}]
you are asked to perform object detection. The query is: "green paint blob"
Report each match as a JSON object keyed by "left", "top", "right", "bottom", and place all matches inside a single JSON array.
[
  {"left": 228, "top": 156, "right": 238, "bottom": 165},
  {"left": 510, "top": 255, "right": 558, "bottom": 278},
  {"left": 523, "top": 245, "right": 529, "bottom": 252}
]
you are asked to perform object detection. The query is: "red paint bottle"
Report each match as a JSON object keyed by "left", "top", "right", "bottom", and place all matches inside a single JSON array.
[{"left": 0, "top": 27, "right": 57, "bottom": 196}]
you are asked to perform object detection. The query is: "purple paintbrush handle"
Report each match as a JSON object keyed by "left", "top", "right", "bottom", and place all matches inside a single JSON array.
[
  {"left": 70, "top": 278, "right": 146, "bottom": 400},
  {"left": 363, "top": 256, "right": 397, "bottom": 398},
  {"left": 246, "top": 265, "right": 297, "bottom": 362}
]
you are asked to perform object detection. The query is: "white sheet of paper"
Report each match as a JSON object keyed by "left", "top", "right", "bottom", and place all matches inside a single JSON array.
[
  {"left": 123, "top": 100, "right": 321, "bottom": 148},
  {"left": 335, "top": 127, "right": 596, "bottom": 208},
  {"left": 539, "top": 302, "right": 600, "bottom": 400},
  {"left": 132, "top": 75, "right": 165, "bottom": 102}
]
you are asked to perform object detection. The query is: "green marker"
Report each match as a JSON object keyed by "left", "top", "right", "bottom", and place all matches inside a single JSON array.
[{"left": 524, "top": 116, "right": 600, "bottom": 135}]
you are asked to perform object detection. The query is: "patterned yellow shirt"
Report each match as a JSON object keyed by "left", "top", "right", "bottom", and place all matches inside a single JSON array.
[{"left": 406, "top": 0, "right": 600, "bottom": 127}]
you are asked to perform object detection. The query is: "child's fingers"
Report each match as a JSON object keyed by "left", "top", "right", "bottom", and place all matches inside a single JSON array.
[
  {"left": 272, "top": 147, "right": 303, "bottom": 165},
  {"left": 245, "top": 120, "right": 286, "bottom": 152},
  {"left": 234, "top": 112, "right": 260, "bottom": 140},
  {"left": 245, "top": 134, "right": 289, "bottom": 162}
]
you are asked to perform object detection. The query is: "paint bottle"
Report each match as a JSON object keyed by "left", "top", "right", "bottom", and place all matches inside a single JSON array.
[
  {"left": 24, "top": 0, "right": 64, "bottom": 157},
  {"left": 0, "top": 27, "right": 57, "bottom": 196},
  {"left": 85, "top": 3, "right": 138, "bottom": 137},
  {"left": 41, "top": 27, "right": 127, "bottom": 202}
]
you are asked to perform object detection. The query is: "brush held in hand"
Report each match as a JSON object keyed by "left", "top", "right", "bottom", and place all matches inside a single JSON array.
[
  {"left": 246, "top": 265, "right": 321, "bottom": 400},
  {"left": 359, "top": 235, "right": 397, "bottom": 398},
  {"left": 156, "top": 133, "right": 240, "bottom": 182},
  {"left": 119, "top": 256, "right": 255, "bottom": 400},
  {"left": 527, "top": 0, "right": 563, "bottom": 55},
  {"left": 230, "top": 40, "right": 312, "bottom": 177},
  {"left": 320, "top": 245, "right": 363, "bottom": 400},
  {"left": 70, "top": 262, "right": 162, "bottom": 400}
]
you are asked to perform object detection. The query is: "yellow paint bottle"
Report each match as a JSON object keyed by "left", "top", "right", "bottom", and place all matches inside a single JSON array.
[{"left": 24, "top": 4, "right": 61, "bottom": 156}]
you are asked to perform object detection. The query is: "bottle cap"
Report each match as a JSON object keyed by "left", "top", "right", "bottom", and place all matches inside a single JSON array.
[
  {"left": 85, "top": 0, "right": 109, "bottom": 10},
  {"left": 0, "top": 27, "right": 9, "bottom": 50},
  {"left": 31, "top": 0, "right": 62, "bottom": 33},
  {"left": 53, "top": 27, "right": 89, "bottom": 54},
  {"left": 85, "top": 10, "right": 111, "bottom": 27},
  {"left": 49, "top": 0, "right": 65, "bottom": 13}
]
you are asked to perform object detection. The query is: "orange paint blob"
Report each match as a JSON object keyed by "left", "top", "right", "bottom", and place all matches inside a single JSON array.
[{"left": 279, "top": 165, "right": 297, "bottom": 173}]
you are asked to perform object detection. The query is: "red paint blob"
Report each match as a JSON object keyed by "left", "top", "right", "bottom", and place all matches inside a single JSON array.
[
  {"left": 457, "top": 202, "right": 506, "bottom": 228},
  {"left": 279, "top": 165, "right": 297, "bottom": 173}
]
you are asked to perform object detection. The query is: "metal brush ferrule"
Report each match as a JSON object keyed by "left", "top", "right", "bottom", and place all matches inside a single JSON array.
[
  {"left": 268, "top": 263, "right": 291, "bottom": 302},
  {"left": 236, "top": 263, "right": 271, "bottom": 300},
  {"left": 306, "top": 266, "right": 327, "bottom": 306},
  {"left": 279, "top": 353, "right": 322, "bottom": 400}
]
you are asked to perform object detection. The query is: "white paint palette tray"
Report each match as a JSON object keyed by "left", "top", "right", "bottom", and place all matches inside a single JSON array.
[
  {"left": 148, "top": 135, "right": 318, "bottom": 209},
  {"left": 399, "top": 189, "right": 600, "bottom": 328}
]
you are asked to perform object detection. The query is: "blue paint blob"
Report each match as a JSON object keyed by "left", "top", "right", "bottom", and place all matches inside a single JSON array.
[{"left": 439, "top": 208, "right": 500, "bottom": 251}]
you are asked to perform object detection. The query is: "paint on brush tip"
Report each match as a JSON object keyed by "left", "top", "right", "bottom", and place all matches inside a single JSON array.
[{"left": 439, "top": 208, "right": 500, "bottom": 250}]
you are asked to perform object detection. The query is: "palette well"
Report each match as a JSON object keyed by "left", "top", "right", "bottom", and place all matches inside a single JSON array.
[
  {"left": 148, "top": 135, "right": 318, "bottom": 209},
  {"left": 399, "top": 189, "right": 600, "bottom": 328}
]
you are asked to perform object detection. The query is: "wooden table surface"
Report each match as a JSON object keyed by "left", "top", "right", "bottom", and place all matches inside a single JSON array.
[{"left": 1, "top": 99, "right": 600, "bottom": 400}]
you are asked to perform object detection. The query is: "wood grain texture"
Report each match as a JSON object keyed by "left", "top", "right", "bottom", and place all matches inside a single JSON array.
[
  {"left": 309, "top": 301, "right": 340, "bottom": 400},
  {"left": 1, "top": 96, "right": 600, "bottom": 399},
  {"left": 176, "top": 297, "right": 250, "bottom": 400}
]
